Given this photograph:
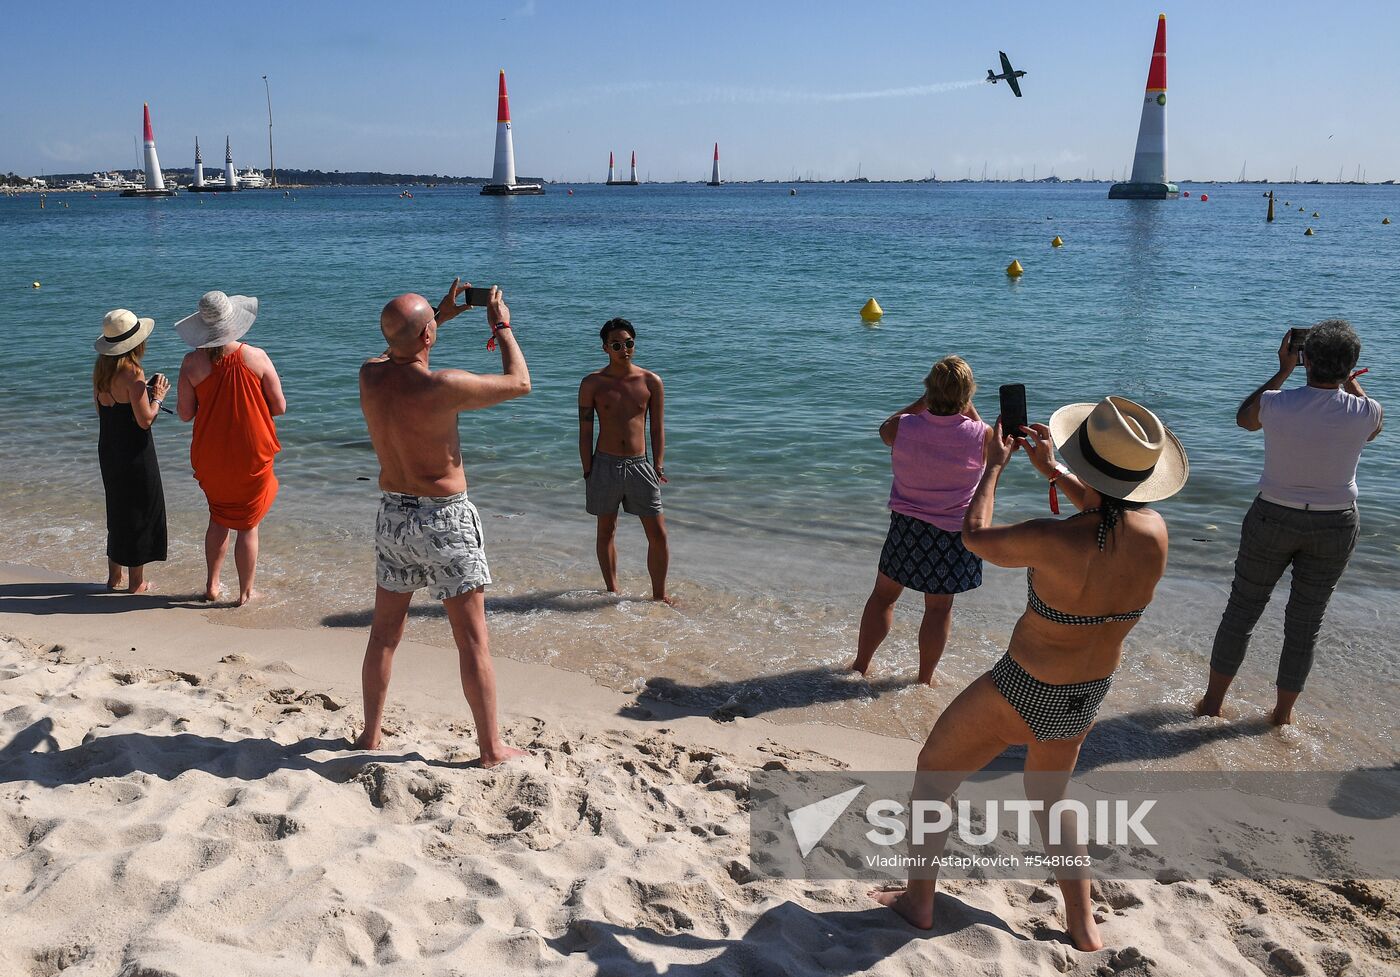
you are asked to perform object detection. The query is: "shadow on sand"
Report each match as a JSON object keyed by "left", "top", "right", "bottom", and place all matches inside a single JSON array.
[
  {"left": 629, "top": 666, "right": 912, "bottom": 723},
  {"left": 545, "top": 897, "right": 1029, "bottom": 976},
  {"left": 0, "top": 718, "right": 487, "bottom": 788},
  {"left": 0, "top": 581, "right": 212, "bottom": 615}
]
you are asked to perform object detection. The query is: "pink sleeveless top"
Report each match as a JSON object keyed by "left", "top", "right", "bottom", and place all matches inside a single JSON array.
[{"left": 888, "top": 412, "right": 989, "bottom": 532}]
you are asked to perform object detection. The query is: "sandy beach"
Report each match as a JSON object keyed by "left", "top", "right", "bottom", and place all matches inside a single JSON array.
[{"left": 2, "top": 561, "right": 1395, "bottom": 977}]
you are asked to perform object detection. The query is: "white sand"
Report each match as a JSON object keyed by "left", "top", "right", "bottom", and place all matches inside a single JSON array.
[{"left": 1, "top": 563, "right": 1395, "bottom": 976}]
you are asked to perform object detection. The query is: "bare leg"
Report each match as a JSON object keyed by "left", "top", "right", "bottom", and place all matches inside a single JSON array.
[
  {"left": 354, "top": 585, "right": 413, "bottom": 750},
  {"left": 1194, "top": 668, "right": 1235, "bottom": 717},
  {"left": 443, "top": 588, "right": 527, "bottom": 768},
  {"left": 128, "top": 564, "right": 150, "bottom": 595},
  {"left": 851, "top": 571, "right": 903, "bottom": 676},
  {"left": 595, "top": 514, "right": 619, "bottom": 593},
  {"left": 1271, "top": 687, "right": 1300, "bottom": 726},
  {"left": 204, "top": 520, "right": 231, "bottom": 601},
  {"left": 640, "top": 514, "right": 671, "bottom": 603},
  {"left": 106, "top": 559, "right": 125, "bottom": 591},
  {"left": 233, "top": 525, "right": 260, "bottom": 606},
  {"left": 870, "top": 674, "right": 1012, "bottom": 928},
  {"left": 1025, "top": 735, "right": 1102, "bottom": 952},
  {"left": 917, "top": 593, "right": 955, "bottom": 685}
]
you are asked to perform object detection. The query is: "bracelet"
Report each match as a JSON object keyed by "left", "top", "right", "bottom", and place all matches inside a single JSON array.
[{"left": 1047, "top": 464, "right": 1069, "bottom": 482}]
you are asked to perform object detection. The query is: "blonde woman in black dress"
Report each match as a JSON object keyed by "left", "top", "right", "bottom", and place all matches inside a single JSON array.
[{"left": 93, "top": 310, "right": 169, "bottom": 593}]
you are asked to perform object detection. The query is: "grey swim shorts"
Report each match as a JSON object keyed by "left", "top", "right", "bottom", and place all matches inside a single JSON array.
[
  {"left": 586, "top": 452, "right": 663, "bottom": 517},
  {"left": 376, "top": 491, "right": 491, "bottom": 600}
]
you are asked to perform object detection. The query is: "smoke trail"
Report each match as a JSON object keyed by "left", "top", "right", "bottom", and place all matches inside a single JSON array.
[
  {"left": 525, "top": 79, "right": 984, "bottom": 116},
  {"left": 689, "top": 79, "right": 985, "bottom": 104}
]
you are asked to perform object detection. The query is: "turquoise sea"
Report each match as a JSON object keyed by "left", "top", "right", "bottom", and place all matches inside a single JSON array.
[{"left": 1, "top": 182, "right": 1395, "bottom": 770}]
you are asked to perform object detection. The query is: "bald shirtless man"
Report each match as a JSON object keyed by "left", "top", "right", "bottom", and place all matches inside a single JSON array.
[
  {"left": 578, "top": 317, "right": 671, "bottom": 603},
  {"left": 355, "top": 279, "right": 529, "bottom": 767}
]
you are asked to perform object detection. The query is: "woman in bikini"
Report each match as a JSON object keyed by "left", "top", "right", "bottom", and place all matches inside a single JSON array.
[{"left": 871, "top": 396, "right": 1187, "bottom": 952}]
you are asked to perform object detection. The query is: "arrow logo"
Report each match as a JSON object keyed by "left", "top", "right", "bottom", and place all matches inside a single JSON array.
[{"left": 787, "top": 785, "right": 864, "bottom": 857}]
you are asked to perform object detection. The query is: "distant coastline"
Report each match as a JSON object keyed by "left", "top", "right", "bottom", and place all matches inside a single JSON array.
[{"left": 3, "top": 169, "right": 1396, "bottom": 192}]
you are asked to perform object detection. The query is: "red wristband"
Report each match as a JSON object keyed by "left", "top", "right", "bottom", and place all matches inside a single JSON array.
[{"left": 485, "top": 322, "right": 511, "bottom": 351}]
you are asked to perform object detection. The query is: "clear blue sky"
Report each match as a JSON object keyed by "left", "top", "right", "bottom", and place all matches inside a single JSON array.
[{"left": 2, "top": 0, "right": 1395, "bottom": 182}]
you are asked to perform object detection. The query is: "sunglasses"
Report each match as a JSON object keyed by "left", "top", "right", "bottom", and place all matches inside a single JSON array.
[{"left": 608, "top": 339, "right": 635, "bottom": 351}]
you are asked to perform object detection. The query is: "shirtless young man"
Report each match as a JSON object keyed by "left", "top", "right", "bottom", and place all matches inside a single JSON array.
[
  {"left": 355, "top": 280, "right": 529, "bottom": 767},
  {"left": 577, "top": 318, "right": 671, "bottom": 603}
]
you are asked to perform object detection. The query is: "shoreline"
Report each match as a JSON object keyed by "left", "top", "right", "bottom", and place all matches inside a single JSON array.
[{"left": 2, "top": 560, "right": 1397, "bottom": 975}]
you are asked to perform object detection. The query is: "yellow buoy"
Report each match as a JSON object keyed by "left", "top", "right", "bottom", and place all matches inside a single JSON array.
[
  {"left": 1051, "top": 236, "right": 1064, "bottom": 247},
  {"left": 31, "top": 282, "right": 40, "bottom": 288},
  {"left": 859, "top": 297, "right": 884, "bottom": 322},
  {"left": 1311, "top": 211, "right": 1320, "bottom": 218},
  {"left": 1304, "top": 227, "right": 1315, "bottom": 236},
  {"left": 1383, "top": 217, "right": 1392, "bottom": 224},
  {"left": 1006, "top": 259, "right": 1024, "bottom": 277}
]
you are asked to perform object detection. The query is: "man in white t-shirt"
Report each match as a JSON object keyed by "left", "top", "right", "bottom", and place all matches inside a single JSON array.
[{"left": 1198, "top": 321, "right": 1383, "bottom": 725}]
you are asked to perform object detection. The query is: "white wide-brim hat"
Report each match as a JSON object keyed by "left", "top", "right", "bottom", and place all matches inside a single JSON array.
[
  {"left": 1049, "top": 396, "right": 1189, "bottom": 503},
  {"left": 95, "top": 308, "right": 155, "bottom": 355},
  {"left": 174, "top": 290, "right": 259, "bottom": 348}
]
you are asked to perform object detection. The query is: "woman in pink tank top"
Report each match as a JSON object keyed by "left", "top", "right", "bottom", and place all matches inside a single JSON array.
[{"left": 851, "top": 356, "right": 990, "bottom": 685}]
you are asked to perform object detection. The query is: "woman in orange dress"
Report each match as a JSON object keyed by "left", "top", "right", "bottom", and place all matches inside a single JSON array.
[{"left": 176, "top": 291, "right": 286, "bottom": 605}]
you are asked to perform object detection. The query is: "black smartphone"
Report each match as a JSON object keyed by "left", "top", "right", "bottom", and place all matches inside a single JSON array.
[
  {"left": 999, "top": 383, "right": 1028, "bottom": 436},
  {"left": 1289, "top": 327, "right": 1311, "bottom": 352},
  {"left": 466, "top": 286, "right": 495, "bottom": 307}
]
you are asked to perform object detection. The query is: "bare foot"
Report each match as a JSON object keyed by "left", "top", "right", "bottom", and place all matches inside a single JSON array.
[
  {"left": 480, "top": 744, "right": 529, "bottom": 768},
  {"left": 652, "top": 593, "right": 675, "bottom": 606},
  {"left": 106, "top": 579, "right": 125, "bottom": 592},
  {"left": 352, "top": 728, "right": 381, "bottom": 751},
  {"left": 1194, "top": 697, "right": 1224, "bottom": 718},
  {"left": 1270, "top": 706, "right": 1293, "bottom": 726},
  {"left": 202, "top": 587, "right": 222, "bottom": 602},
  {"left": 868, "top": 887, "right": 934, "bottom": 930},
  {"left": 236, "top": 589, "right": 259, "bottom": 607},
  {"left": 917, "top": 674, "right": 944, "bottom": 688},
  {"left": 1066, "top": 912, "right": 1104, "bottom": 952},
  {"left": 127, "top": 580, "right": 152, "bottom": 595}
]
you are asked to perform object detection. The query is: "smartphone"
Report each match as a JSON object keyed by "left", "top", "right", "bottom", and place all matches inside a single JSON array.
[
  {"left": 999, "top": 383, "right": 1028, "bottom": 436},
  {"left": 1289, "top": 327, "right": 1311, "bottom": 352},
  {"left": 466, "top": 286, "right": 496, "bottom": 307}
]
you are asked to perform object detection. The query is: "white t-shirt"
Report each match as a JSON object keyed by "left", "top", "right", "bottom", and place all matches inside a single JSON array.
[{"left": 1258, "top": 386, "right": 1382, "bottom": 506}]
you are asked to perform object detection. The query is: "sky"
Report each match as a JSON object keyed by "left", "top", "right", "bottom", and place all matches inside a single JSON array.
[{"left": 2, "top": 0, "right": 1396, "bottom": 183}]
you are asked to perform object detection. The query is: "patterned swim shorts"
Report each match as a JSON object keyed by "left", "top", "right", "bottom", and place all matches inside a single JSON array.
[{"left": 375, "top": 492, "right": 491, "bottom": 600}]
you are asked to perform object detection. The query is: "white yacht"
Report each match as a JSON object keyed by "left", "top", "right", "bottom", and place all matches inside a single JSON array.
[{"left": 237, "top": 166, "right": 269, "bottom": 189}]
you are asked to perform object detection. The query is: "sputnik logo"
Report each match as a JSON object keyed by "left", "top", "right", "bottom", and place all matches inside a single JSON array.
[{"left": 787, "top": 785, "right": 864, "bottom": 857}]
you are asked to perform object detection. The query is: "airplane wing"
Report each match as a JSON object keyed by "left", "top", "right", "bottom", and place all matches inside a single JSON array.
[
  {"left": 1007, "top": 74, "right": 1023, "bottom": 98},
  {"left": 1000, "top": 52, "right": 1014, "bottom": 74}
]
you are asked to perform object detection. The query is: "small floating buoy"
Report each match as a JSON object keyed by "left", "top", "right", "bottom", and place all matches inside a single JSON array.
[
  {"left": 1311, "top": 211, "right": 1319, "bottom": 218},
  {"left": 31, "top": 282, "right": 40, "bottom": 288},
  {"left": 789, "top": 188, "right": 797, "bottom": 196},
  {"left": 1384, "top": 217, "right": 1392, "bottom": 224},
  {"left": 1051, "top": 236, "right": 1063, "bottom": 247},
  {"left": 1006, "top": 260, "right": 1024, "bottom": 278},
  {"left": 1200, "top": 193, "right": 1209, "bottom": 202},
  {"left": 1284, "top": 200, "right": 1290, "bottom": 206},
  {"left": 1182, "top": 191, "right": 1190, "bottom": 197},
  {"left": 567, "top": 188, "right": 574, "bottom": 196},
  {"left": 1304, "top": 227, "right": 1315, "bottom": 236},
  {"left": 859, "top": 297, "right": 884, "bottom": 322},
  {"left": 1298, "top": 206, "right": 1305, "bottom": 212}
]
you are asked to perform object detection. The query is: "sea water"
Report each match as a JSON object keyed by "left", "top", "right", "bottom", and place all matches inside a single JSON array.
[{"left": 1, "top": 183, "right": 1395, "bottom": 770}]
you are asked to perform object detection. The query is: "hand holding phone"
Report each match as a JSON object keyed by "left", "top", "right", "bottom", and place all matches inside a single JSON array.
[
  {"left": 998, "top": 383, "right": 1028, "bottom": 438},
  {"left": 1289, "top": 327, "right": 1311, "bottom": 353}
]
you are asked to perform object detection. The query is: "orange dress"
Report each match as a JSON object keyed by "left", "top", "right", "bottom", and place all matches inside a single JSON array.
[{"left": 190, "top": 345, "right": 281, "bottom": 530}]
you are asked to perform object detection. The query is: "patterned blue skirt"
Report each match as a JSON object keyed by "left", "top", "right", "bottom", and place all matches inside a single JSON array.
[{"left": 878, "top": 511, "right": 983, "bottom": 595}]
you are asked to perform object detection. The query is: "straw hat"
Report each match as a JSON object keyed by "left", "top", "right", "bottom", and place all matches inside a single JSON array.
[
  {"left": 174, "top": 290, "right": 259, "bottom": 348},
  {"left": 1049, "top": 396, "right": 1188, "bottom": 503},
  {"left": 94, "top": 309, "right": 155, "bottom": 355}
]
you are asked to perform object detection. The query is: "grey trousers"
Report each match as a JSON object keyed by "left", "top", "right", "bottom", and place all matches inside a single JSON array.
[{"left": 1209, "top": 496, "right": 1359, "bottom": 693}]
